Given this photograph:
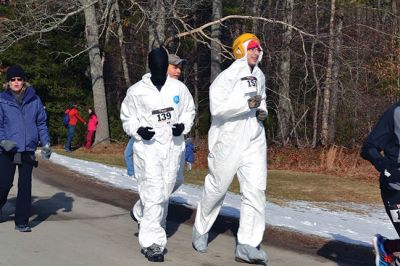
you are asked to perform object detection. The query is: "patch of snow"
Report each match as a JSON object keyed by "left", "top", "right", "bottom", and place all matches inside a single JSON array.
[{"left": 48, "top": 153, "right": 397, "bottom": 246}]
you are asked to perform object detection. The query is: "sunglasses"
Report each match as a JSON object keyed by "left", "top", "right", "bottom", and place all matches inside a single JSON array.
[{"left": 10, "top": 78, "right": 24, "bottom": 82}]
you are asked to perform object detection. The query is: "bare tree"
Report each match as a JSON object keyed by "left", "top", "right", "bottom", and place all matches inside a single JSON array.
[
  {"left": 321, "top": 0, "right": 336, "bottom": 146},
  {"left": 147, "top": 0, "right": 165, "bottom": 61},
  {"left": 113, "top": 0, "right": 132, "bottom": 87},
  {"left": 193, "top": 40, "right": 200, "bottom": 141},
  {"left": 210, "top": 0, "right": 222, "bottom": 83},
  {"left": 80, "top": 0, "right": 110, "bottom": 144},
  {"left": 251, "top": 0, "right": 261, "bottom": 35},
  {"left": 327, "top": 6, "right": 343, "bottom": 144},
  {"left": 277, "top": 0, "right": 294, "bottom": 145},
  {"left": 311, "top": 0, "right": 322, "bottom": 148}
]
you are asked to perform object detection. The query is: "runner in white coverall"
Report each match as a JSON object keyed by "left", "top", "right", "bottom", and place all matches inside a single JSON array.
[
  {"left": 129, "top": 53, "right": 189, "bottom": 230},
  {"left": 192, "top": 33, "right": 268, "bottom": 265},
  {"left": 120, "top": 48, "right": 195, "bottom": 262}
]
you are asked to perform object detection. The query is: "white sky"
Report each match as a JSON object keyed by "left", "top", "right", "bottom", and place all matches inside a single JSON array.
[{"left": 48, "top": 153, "right": 398, "bottom": 247}]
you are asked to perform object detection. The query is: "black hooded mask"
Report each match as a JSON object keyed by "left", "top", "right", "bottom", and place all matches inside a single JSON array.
[{"left": 148, "top": 48, "right": 168, "bottom": 89}]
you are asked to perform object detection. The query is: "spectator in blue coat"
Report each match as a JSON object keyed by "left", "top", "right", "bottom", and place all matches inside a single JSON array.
[
  {"left": 185, "top": 137, "right": 194, "bottom": 171},
  {"left": 0, "top": 65, "right": 52, "bottom": 232}
]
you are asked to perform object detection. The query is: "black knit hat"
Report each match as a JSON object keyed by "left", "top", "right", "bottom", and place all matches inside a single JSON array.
[{"left": 6, "top": 65, "right": 26, "bottom": 81}]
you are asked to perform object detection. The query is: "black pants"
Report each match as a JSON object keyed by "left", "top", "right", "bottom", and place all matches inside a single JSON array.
[{"left": 0, "top": 152, "right": 33, "bottom": 225}]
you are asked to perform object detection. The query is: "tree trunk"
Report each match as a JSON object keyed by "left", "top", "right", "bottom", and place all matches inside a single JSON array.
[
  {"left": 147, "top": 0, "right": 165, "bottom": 70},
  {"left": 392, "top": 0, "right": 400, "bottom": 89},
  {"left": 210, "top": 0, "right": 222, "bottom": 83},
  {"left": 311, "top": 0, "right": 321, "bottom": 148},
  {"left": 277, "top": 0, "right": 293, "bottom": 145},
  {"left": 328, "top": 7, "right": 343, "bottom": 144},
  {"left": 321, "top": 0, "right": 336, "bottom": 146},
  {"left": 194, "top": 41, "right": 200, "bottom": 141},
  {"left": 80, "top": 0, "right": 110, "bottom": 144},
  {"left": 114, "top": 0, "right": 131, "bottom": 87},
  {"left": 251, "top": 0, "right": 260, "bottom": 35}
]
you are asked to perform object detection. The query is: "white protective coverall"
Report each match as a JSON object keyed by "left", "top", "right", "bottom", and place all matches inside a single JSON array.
[
  {"left": 120, "top": 73, "right": 195, "bottom": 250},
  {"left": 194, "top": 41, "right": 267, "bottom": 247}
]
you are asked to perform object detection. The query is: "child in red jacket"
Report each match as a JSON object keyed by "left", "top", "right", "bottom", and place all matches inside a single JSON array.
[{"left": 85, "top": 107, "right": 98, "bottom": 149}]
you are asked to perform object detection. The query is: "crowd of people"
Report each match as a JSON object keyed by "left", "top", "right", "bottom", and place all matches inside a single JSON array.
[{"left": 2, "top": 32, "right": 398, "bottom": 266}]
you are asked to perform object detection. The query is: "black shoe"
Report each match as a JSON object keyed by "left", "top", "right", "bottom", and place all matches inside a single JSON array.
[
  {"left": 15, "top": 224, "right": 32, "bottom": 232},
  {"left": 142, "top": 243, "right": 164, "bottom": 262}
]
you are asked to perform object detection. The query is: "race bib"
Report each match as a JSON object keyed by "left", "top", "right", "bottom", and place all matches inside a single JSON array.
[
  {"left": 152, "top": 107, "right": 174, "bottom": 125},
  {"left": 241, "top": 76, "right": 258, "bottom": 97}
]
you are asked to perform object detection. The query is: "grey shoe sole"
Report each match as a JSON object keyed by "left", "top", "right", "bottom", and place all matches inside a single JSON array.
[
  {"left": 192, "top": 242, "right": 207, "bottom": 253},
  {"left": 235, "top": 256, "right": 266, "bottom": 265},
  {"left": 15, "top": 225, "right": 32, "bottom": 232}
]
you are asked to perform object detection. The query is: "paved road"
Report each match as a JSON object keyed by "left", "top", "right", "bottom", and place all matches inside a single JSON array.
[{"left": 0, "top": 160, "right": 374, "bottom": 266}]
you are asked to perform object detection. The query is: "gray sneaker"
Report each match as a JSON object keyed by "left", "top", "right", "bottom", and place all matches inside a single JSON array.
[
  {"left": 235, "top": 244, "right": 268, "bottom": 265},
  {"left": 192, "top": 226, "right": 208, "bottom": 253},
  {"left": 15, "top": 224, "right": 32, "bottom": 232}
]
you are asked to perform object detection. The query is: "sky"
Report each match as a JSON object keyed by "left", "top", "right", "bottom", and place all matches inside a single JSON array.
[{"left": 48, "top": 153, "right": 398, "bottom": 247}]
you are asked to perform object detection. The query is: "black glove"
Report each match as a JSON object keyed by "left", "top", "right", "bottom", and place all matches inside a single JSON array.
[
  {"left": 41, "top": 144, "right": 52, "bottom": 160},
  {"left": 382, "top": 169, "right": 400, "bottom": 190},
  {"left": 0, "top": 140, "right": 17, "bottom": 152},
  {"left": 248, "top": 95, "right": 262, "bottom": 109},
  {"left": 137, "top": 127, "right": 155, "bottom": 140},
  {"left": 256, "top": 109, "right": 267, "bottom": 121},
  {"left": 172, "top": 123, "right": 185, "bottom": 137},
  {"left": 374, "top": 157, "right": 400, "bottom": 190}
]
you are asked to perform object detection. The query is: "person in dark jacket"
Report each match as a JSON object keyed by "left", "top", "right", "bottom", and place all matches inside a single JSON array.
[
  {"left": 0, "top": 65, "right": 52, "bottom": 232},
  {"left": 361, "top": 102, "right": 400, "bottom": 266}
]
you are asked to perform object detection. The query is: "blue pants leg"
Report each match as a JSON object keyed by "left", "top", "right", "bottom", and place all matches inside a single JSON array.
[
  {"left": 65, "top": 125, "right": 76, "bottom": 150},
  {"left": 124, "top": 137, "right": 135, "bottom": 176},
  {"left": 14, "top": 160, "right": 33, "bottom": 225},
  {"left": 0, "top": 153, "right": 16, "bottom": 210}
]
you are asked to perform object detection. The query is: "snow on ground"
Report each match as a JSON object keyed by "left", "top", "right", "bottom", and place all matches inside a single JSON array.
[{"left": 48, "top": 152, "right": 397, "bottom": 247}]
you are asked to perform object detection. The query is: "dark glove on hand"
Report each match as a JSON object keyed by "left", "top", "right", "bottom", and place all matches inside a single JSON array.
[
  {"left": 248, "top": 95, "right": 262, "bottom": 109},
  {"left": 382, "top": 169, "right": 400, "bottom": 190},
  {"left": 137, "top": 127, "right": 155, "bottom": 140},
  {"left": 0, "top": 140, "right": 17, "bottom": 152},
  {"left": 256, "top": 109, "right": 267, "bottom": 121},
  {"left": 41, "top": 144, "right": 52, "bottom": 160},
  {"left": 172, "top": 123, "right": 185, "bottom": 137}
]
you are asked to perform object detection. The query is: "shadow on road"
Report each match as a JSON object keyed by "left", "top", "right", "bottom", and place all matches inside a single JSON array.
[
  {"left": 0, "top": 192, "right": 74, "bottom": 228},
  {"left": 317, "top": 234, "right": 375, "bottom": 266},
  {"left": 166, "top": 203, "right": 240, "bottom": 245},
  {"left": 166, "top": 197, "right": 194, "bottom": 238},
  {"left": 30, "top": 192, "right": 74, "bottom": 227}
]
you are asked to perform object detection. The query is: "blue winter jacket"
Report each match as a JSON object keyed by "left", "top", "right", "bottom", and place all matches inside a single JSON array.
[{"left": 0, "top": 86, "right": 50, "bottom": 152}]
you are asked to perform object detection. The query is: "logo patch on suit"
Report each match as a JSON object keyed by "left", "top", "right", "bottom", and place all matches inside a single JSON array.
[{"left": 173, "top": 95, "right": 180, "bottom": 104}]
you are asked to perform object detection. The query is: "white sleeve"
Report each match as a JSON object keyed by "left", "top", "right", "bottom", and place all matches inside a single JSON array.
[
  {"left": 209, "top": 72, "right": 250, "bottom": 120},
  {"left": 178, "top": 85, "right": 196, "bottom": 135},
  {"left": 120, "top": 91, "right": 142, "bottom": 140}
]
